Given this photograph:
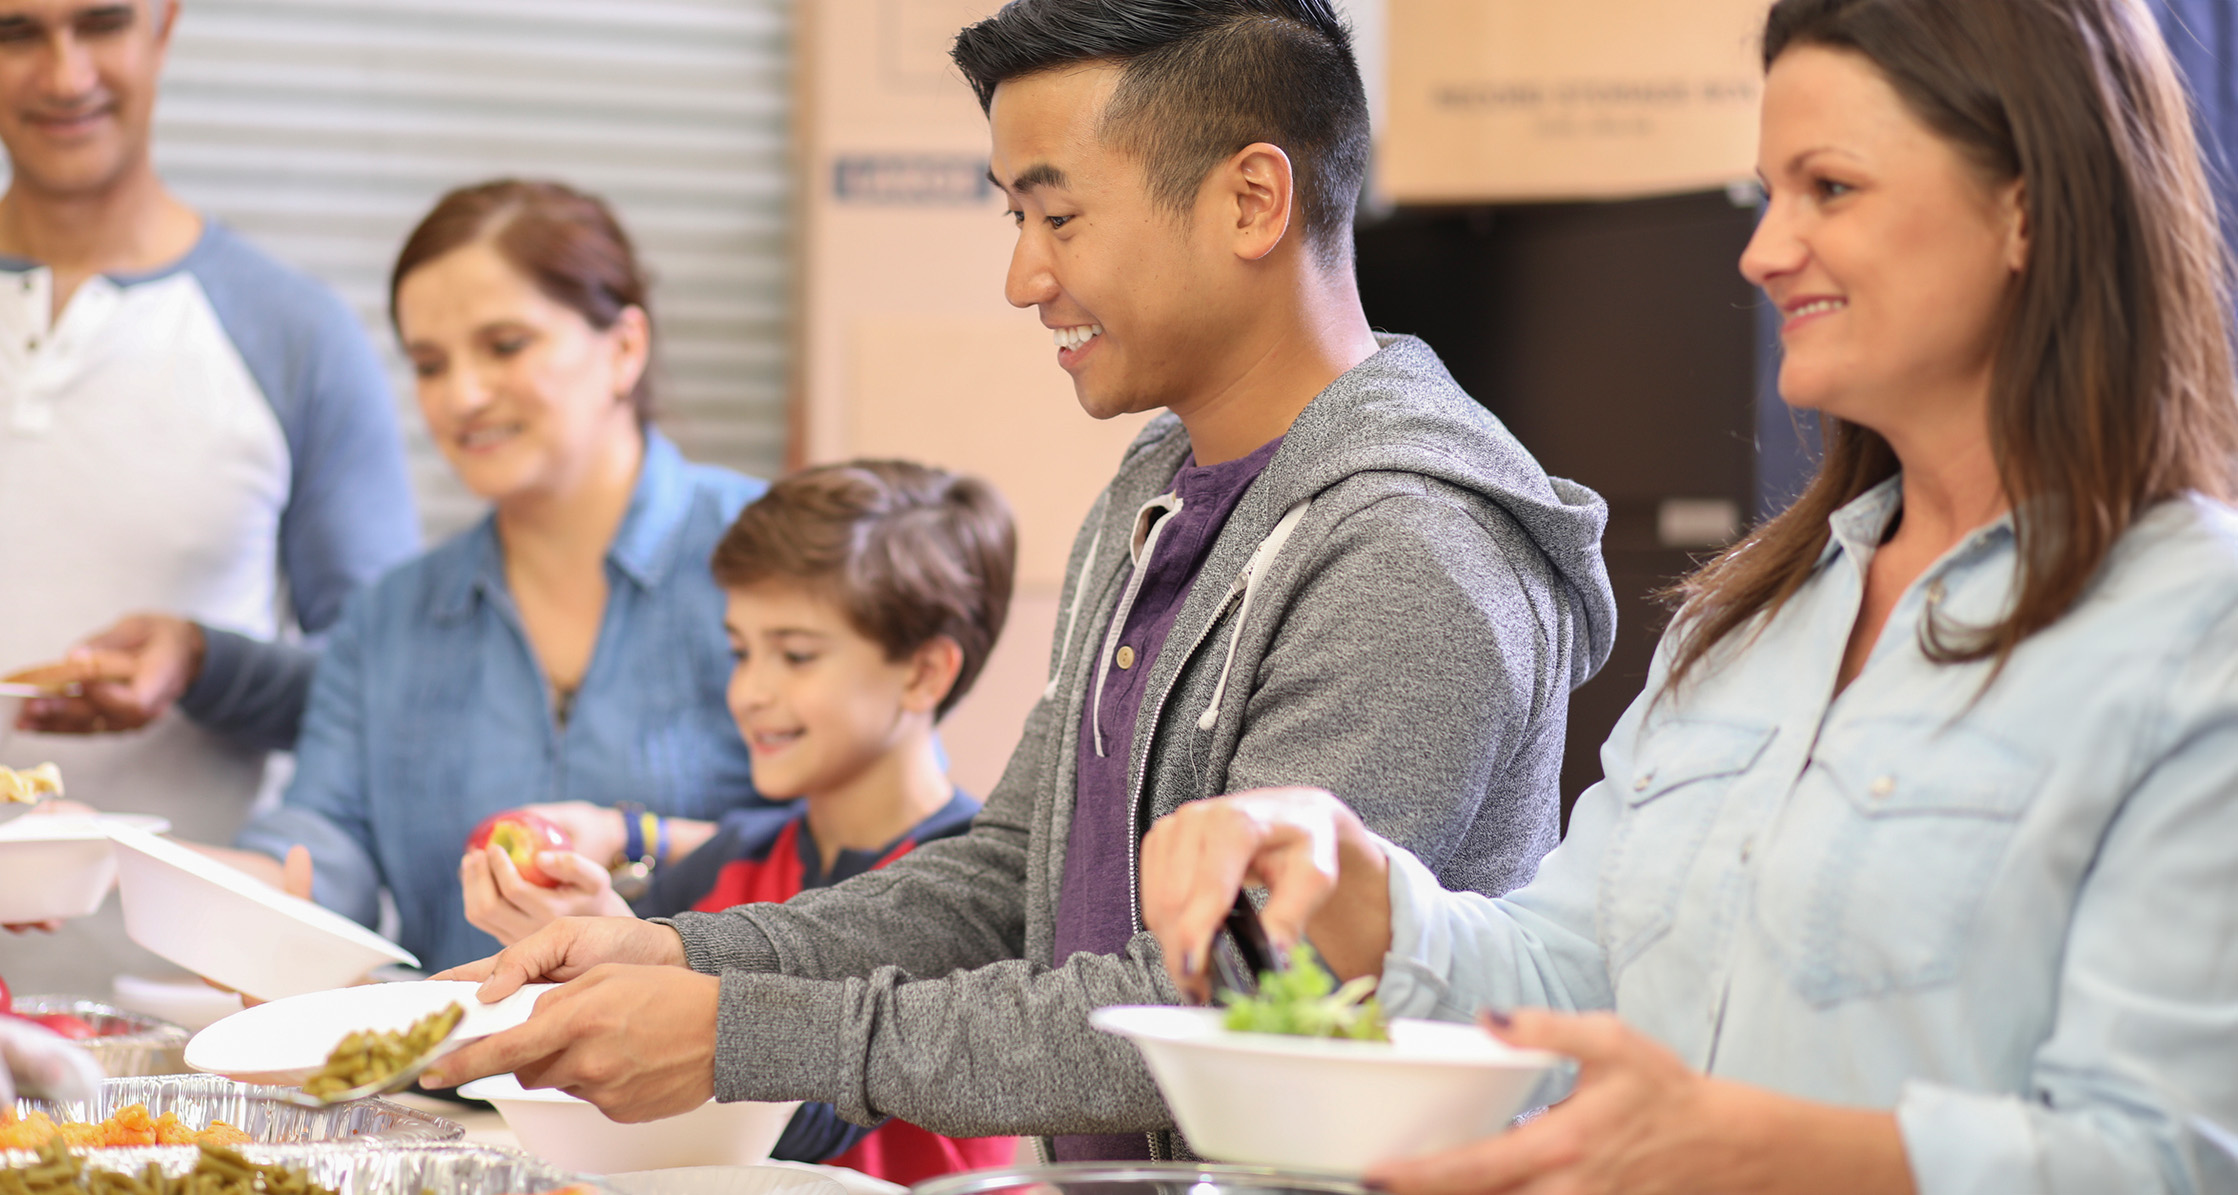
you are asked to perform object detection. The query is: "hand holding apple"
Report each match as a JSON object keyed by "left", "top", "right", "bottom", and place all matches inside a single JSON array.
[
  {"left": 466, "top": 810, "right": 575, "bottom": 888},
  {"left": 460, "top": 842, "right": 632, "bottom": 947}
]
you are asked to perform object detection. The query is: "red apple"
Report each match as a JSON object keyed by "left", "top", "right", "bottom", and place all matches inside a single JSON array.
[{"left": 466, "top": 810, "right": 574, "bottom": 888}]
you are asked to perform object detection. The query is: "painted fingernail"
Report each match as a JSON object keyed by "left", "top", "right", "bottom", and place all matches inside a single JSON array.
[
  {"left": 419, "top": 1070, "right": 449, "bottom": 1089},
  {"left": 1181, "top": 948, "right": 1201, "bottom": 978},
  {"left": 1479, "top": 1007, "right": 1513, "bottom": 1030}
]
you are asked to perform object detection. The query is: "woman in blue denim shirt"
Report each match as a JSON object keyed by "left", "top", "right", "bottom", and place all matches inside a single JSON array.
[
  {"left": 1141, "top": 1, "right": 2238, "bottom": 1192},
  {"left": 222, "top": 181, "right": 773, "bottom": 973}
]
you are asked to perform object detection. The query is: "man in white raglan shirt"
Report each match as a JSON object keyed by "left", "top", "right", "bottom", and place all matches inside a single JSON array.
[{"left": 0, "top": 0, "right": 418, "bottom": 985}]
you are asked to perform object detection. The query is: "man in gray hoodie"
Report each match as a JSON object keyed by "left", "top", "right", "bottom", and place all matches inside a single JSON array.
[{"left": 427, "top": 0, "right": 1616, "bottom": 1162}]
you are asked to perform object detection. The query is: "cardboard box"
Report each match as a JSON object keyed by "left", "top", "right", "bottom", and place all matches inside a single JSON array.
[{"left": 1381, "top": 0, "right": 1773, "bottom": 202}]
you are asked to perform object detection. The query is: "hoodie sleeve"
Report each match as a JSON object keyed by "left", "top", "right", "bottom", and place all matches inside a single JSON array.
[{"left": 1219, "top": 478, "right": 1569, "bottom": 897}]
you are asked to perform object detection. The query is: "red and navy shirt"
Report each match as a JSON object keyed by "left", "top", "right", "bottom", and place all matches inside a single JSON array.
[{"left": 636, "top": 792, "right": 1016, "bottom": 1184}]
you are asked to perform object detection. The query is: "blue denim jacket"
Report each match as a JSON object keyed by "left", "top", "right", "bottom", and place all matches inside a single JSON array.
[
  {"left": 237, "top": 434, "right": 773, "bottom": 973},
  {"left": 1379, "top": 479, "right": 2238, "bottom": 1194}
]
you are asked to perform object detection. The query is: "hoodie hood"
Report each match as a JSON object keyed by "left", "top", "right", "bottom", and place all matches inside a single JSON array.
[{"left": 1158, "top": 333, "right": 1617, "bottom": 689}]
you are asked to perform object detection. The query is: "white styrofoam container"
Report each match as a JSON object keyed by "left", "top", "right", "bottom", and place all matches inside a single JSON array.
[
  {"left": 106, "top": 822, "right": 415, "bottom": 1002},
  {"left": 0, "top": 816, "right": 116, "bottom": 923}
]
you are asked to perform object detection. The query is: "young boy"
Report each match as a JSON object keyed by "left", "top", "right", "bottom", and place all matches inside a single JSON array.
[{"left": 458, "top": 459, "right": 1018, "bottom": 1184}]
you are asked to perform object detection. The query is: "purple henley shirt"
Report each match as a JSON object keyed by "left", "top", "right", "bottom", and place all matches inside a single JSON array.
[{"left": 1051, "top": 435, "right": 1283, "bottom": 1162}]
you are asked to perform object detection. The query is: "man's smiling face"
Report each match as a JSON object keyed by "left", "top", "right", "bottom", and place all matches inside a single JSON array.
[
  {"left": 0, "top": 0, "right": 170, "bottom": 199},
  {"left": 988, "top": 63, "right": 1238, "bottom": 421}
]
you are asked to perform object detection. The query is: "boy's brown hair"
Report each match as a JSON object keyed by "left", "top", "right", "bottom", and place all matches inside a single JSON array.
[{"left": 710, "top": 461, "right": 1018, "bottom": 718}]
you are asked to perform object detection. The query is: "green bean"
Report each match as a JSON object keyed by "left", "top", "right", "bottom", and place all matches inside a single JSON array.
[
  {"left": 300, "top": 1002, "right": 464, "bottom": 1100},
  {"left": 0, "top": 1139, "right": 342, "bottom": 1195}
]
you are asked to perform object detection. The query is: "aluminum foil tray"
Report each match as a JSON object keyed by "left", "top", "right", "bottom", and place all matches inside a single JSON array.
[
  {"left": 13, "top": 996, "right": 190, "bottom": 1078},
  {"left": 913, "top": 1164, "right": 1370, "bottom": 1195},
  {"left": 12, "top": 1074, "right": 462, "bottom": 1143},
  {"left": 0, "top": 1141, "right": 613, "bottom": 1193}
]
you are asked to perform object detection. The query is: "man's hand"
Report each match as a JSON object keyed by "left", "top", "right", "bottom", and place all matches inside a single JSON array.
[
  {"left": 12, "top": 614, "right": 205, "bottom": 735},
  {"left": 431, "top": 916, "right": 688, "bottom": 999},
  {"left": 461, "top": 845, "right": 633, "bottom": 946},
  {"left": 419, "top": 964, "right": 719, "bottom": 1122}
]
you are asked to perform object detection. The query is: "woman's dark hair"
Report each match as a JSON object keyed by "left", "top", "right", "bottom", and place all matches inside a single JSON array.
[
  {"left": 1665, "top": 0, "right": 2238, "bottom": 692},
  {"left": 951, "top": 0, "right": 1370, "bottom": 269},
  {"left": 710, "top": 461, "right": 1018, "bottom": 720},
  {"left": 390, "top": 179, "right": 656, "bottom": 425}
]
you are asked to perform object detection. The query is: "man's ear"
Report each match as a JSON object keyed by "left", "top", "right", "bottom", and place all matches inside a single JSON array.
[
  {"left": 155, "top": 0, "right": 181, "bottom": 46},
  {"left": 1218, "top": 142, "right": 1295, "bottom": 263},
  {"left": 902, "top": 635, "right": 966, "bottom": 716}
]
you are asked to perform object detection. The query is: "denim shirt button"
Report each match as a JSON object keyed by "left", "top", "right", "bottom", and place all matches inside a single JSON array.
[
  {"left": 1633, "top": 773, "right": 1652, "bottom": 792},
  {"left": 1870, "top": 775, "right": 1896, "bottom": 798}
]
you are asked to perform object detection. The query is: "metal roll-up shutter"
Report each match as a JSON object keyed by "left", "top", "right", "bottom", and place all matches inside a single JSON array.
[{"left": 148, "top": 0, "right": 793, "bottom": 536}]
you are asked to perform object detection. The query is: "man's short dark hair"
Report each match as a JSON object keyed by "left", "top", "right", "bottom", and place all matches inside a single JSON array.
[{"left": 953, "top": 0, "right": 1370, "bottom": 268}]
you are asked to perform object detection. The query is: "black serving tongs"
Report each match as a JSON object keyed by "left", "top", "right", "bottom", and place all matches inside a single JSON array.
[{"left": 1212, "top": 891, "right": 1285, "bottom": 1000}]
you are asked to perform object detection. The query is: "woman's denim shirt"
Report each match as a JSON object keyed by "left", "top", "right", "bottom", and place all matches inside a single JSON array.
[
  {"left": 1378, "top": 479, "right": 2238, "bottom": 1194},
  {"left": 237, "top": 434, "right": 773, "bottom": 973}
]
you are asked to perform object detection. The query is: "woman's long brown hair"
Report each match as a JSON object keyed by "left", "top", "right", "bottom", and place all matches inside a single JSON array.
[{"left": 1664, "top": 0, "right": 2238, "bottom": 693}]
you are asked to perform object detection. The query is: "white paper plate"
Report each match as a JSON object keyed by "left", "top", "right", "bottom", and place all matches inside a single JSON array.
[
  {"left": 186, "top": 980, "right": 555, "bottom": 1085},
  {"left": 0, "top": 813, "right": 170, "bottom": 923},
  {"left": 106, "top": 821, "right": 416, "bottom": 1001}
]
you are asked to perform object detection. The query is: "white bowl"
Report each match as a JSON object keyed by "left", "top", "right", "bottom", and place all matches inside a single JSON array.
[
  {"left": 605, "top": 1164, "right": 851, "bottom": 1195},
  {"left": 105, "top": 821, "right": 416, "bottom": 1001},
  {"left": 1091, "top": 1005, "right": 1562, "bottom": 1175},
  {"left": 186, "top": 979, "right": 556, "bottom": 1085},
  {"left": 458, "top": 1072, "right": 801, "bottom": 1174},
  {"left": 0, "top": 815, "right": 119, "bottom": 922}
]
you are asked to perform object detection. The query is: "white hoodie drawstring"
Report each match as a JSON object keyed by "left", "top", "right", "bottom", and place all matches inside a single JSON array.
[
  {"left": 1197, "top": 501, "right": 1311, "bottom": 732},
  {"left": 1046, "top": 494, "right": 1313, "bottom": 741}
]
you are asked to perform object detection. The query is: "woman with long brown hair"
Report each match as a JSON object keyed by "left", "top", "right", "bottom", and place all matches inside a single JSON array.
[{"left": 1136, "top": 0, "right": 2238, "bottom": 1189}]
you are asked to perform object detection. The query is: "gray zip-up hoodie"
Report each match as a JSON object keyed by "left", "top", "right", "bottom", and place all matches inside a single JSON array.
[{"left": 663, "top": 334, "right": 1615, "bottom": 1155}]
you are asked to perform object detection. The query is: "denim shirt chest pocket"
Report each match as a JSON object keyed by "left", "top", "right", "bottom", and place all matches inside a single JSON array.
[
  {"left": 1598, "top": 720, "right": 1778, "bottom": 973},
  {"left": 1752, "top": 720, "right": 2045, "bottom": 1007}
]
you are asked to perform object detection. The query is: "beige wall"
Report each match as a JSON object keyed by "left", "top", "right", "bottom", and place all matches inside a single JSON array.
[{"left": 795, "top": 0, "right": 1155, "bottom": 795}]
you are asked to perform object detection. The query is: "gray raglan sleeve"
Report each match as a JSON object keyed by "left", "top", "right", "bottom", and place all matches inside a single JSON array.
[
  {"left": 178, "top": 256, "right": 419, "bottom": 752},
  {"left": 676, "top": 483, "right": 1559, "bottom": 1138}
]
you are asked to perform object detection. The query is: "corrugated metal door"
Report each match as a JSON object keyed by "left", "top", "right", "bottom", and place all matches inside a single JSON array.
[{"left": 140, "top": 0, "right": 792, "bottom": 535}]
